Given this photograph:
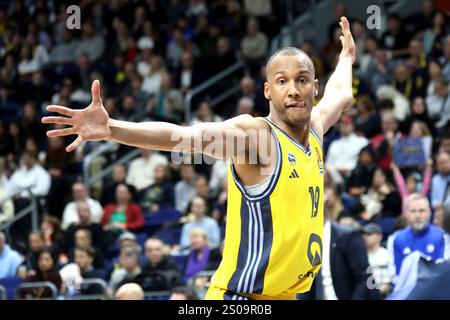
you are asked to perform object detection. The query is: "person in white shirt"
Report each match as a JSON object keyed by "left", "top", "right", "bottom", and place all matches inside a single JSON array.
[
  {"left": 361, "top": 223, "right": 391, "bottom": 296},
  {"left": 425, "top": 77, "right": 450, "bottom": 127},
  {"left": 326, "top": 115, "right": 368, "bottom": 185},
  {"left": 4, "top": 150, "right": 51, "bottom": 200},
  {"left": 126, "top": 148, "right": 168, "bottom": 191},
  {"left": 174, "top": 164, "right": 197, "bottom": 213},
  {"left": 61, "top": 182, "right": 104, "bottom": 230}
]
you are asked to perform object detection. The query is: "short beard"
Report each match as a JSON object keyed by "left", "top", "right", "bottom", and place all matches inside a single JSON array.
[{"left": 411, "top": 221, "right": 428, "bottom": 232}]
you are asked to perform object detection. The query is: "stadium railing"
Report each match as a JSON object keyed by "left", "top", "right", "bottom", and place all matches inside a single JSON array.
[{"left": 15, "top": 281, "right": 58, "bottom": 300}]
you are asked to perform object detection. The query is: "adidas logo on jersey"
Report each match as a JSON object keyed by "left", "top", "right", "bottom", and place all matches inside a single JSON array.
[{"left": 289, "top": 169, "right": 299, "bottom": 178}]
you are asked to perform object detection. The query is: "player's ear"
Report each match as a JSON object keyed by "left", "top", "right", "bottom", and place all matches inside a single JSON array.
[
  {"left": 314, "top": 79, "right": 319, "bottom": 97},
  {"left": 264, "top": 82, "right": 271, "bottom": 100}
]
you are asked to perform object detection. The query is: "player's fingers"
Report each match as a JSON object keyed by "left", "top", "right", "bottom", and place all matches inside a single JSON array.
[
  {"left": 66, "top": 135, "right": 83, "bottom": 152},
  {"left": 46, "top": 105, "right": 75, "bottom": 117},
  {"left": 47, "top": 127, "right": 76, "bottom": 137},
  {"left": 41, "top": 116, "right": 73, "bottom": 126},
  {"left": 91, "top": 79, "right": 102, "bottom": 104}
]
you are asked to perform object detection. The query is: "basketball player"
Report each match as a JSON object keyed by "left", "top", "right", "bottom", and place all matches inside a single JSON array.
[{"left": 42, "top": 17, "right": 355, "bottom": 300}]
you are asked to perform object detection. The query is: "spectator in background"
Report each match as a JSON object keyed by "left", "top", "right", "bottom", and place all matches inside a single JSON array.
[
  {"left": 40, "top": 215, "right": 63, "bottom": 257},
  {"left": 360, "top": 168, "right": 401, "bottom": 221},
  {"left": 423, "top": 11, "right": 445, "bottom": 59},
  {"left": 149, "top": 72, "right": 184, "bottom": 123},
  {"left": 21, "top": 248, "right": 62, "bottom": 299},
  {"left": 101, "top": 164, "right": 137, "bottom": 206},
  {"left": 189, "top": 101, "right": 223, "bottom": 125},
  {"left": 180, "top": 196, "right": 220, "bottom": 250},
  {"left": 212, "top": 36, "right": 236, "bottom": 75},
  {"left": 388, "top": 194, "right": 450, "bottom": 278},
  {"left": 431, "top": 151, "right": 450, "bottom": 210},
  {"left": 138, "top": 238, "right": 183, "bottom": 292},
  {"left": 22, "top": 231, "right": 46, "bottom": 275},
  {"left": 175, "top": 164, "right": 197, "bottom": 213},
  {"left": 0, "top": 231, "right": 22, "bottom": 278},
  {"left": 240, "top": 17, "right": 268, "bottom": 73},
  {"left": 72, "top": 246, "right": 106, "bottom": 294},
  {"left": 140, "top": 164, "right": 175, "bottom": 213},
  {"left": 102, "top": 184, "right": 145, "bottom": 237},
  {"left": 183, "top": 228, "right": 214, "bottom": 283},
  {"left": 353, "top": 95, "right": 380, "bottom": 139},
  {"left": 381, "top": 13, "right": 411, "bottom": 59},
  {"left": 300, "top": 212, "right": 379, "bottom": 300},
  {"left": 169, "top": 285, "right": 199, "bottom": 300},
  {"left": 166, "top": 27, "right": 186, "bottom": 71},
  {"left": 209, "top": 160, "right": 228, "bottom": 198},
  {"left": 126, "top": 148, "right": 168, "bottom": 192},
  {"left": 115, "top": 282, "right": 144, "bottom": 300},
  {"left": 326, "top": 115, "right": 368, "bottom": 187},
  {"left": 64, "top": 229, "right": 104, "bottom": 269},
  {"left": 235, "top": 96, "right": 255, "bottom": 116},
  {"left": 324, "top": 187, "right": 344, "bottom": 222},
  {"left": 426, "top": 76, "right": 450, "bottom": 125},
  {"left": 361, "top": 223, "right": 391, "bottom": 297},
  {"left": 4, "top": 150, "right": 51, "bottom": 201},
  {"left": 141, "top": 55, "right": 167, "bottom": 96},
  {"left": 391, "top": 158, "right": 433, "bottom": 216},
  {"left": 439, "top": 35, "right": 450, "bottom": 81},
  {"left": 238, "top": 75, "right": 267, "bottom": 116},
  {"left": 0, "top": 160, "right": 14, "bottom": 225},
  {"left": 194, "top": 175, "right": 215, "bottom": 210},
  {"left": 402, "top": 96, "right": 435, "bottom": 137},
  {"left": 61, "top": 182, "right": 103, "bottom": 230},
  {"left": 73, "top": 20, "right": 105, "bottom": 63},
  {"left": 108, "top": 245, "right": 142, "bottom": 293},
  {"left": 61, "top": 200, "right": 105, "bottom": 258},
  {"left": 173, "top": 51, "right": 204, "bottom": 94},
  {"left": 371, "top": 111, "right": 403, "bottom": 171}
]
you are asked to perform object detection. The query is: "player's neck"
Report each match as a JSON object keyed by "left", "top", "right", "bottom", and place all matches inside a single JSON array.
[{"left": 267, "top": 113, "right": 310, "bottom": 148}]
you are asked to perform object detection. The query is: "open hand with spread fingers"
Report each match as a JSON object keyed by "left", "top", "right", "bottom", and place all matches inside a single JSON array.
[
  {"left": 338, "top": 16, "right": 356, "bottom": 64},
  {"left": 41, "top": 80, "right": 110, "bottom": 152}
]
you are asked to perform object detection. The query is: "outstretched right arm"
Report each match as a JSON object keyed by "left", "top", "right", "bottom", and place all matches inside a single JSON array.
[{"left": 42, "top": 80, "right": 267, "bottom": 160}]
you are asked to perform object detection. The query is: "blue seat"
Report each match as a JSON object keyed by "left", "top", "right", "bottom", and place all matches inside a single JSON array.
[
  {"left": 378, "top": 217, "right": 397, "bottom": 239},
  {"left": 145, "top": 208, "right": 181, "bottom": 226},
  {"left": 170, "top": 253, "right": 188, "bottom": 274},
  {"left": 0, "top": 276, "right": 23, "bottom": 300},
  {"left": 133, "top": 232, "right": 148, "bottom": 248},
  {"left": 154, "top": 227, "right": 182, "bottom": 246},
  {"left": 104, "top": 243, "right": 120, "bottom": 260}
]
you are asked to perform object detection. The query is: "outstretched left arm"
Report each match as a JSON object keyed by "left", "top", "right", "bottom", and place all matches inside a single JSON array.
[{"left": 312, "top": 16, "right": 355, "bottom": 135}]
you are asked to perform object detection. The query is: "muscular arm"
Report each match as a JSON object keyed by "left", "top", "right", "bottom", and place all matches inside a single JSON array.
[
  {"left": 42, "top": 79, "right": 270, "bottom": 161},
  {"left": 312, "top": 17, "right": 355, "bottom": 135}
]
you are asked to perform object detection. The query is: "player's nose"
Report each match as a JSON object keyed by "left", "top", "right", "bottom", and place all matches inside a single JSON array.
[{"left": 287, "top": 81, "right": 300, "bottom": 97}]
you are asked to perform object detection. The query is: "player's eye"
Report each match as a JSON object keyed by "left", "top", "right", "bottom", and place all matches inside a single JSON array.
[
  {"left": 277, "top": 79, "right": 286, "bottom": 85},
  {"left": 297, "top": 78, "right": 308, "bottom": 84}
]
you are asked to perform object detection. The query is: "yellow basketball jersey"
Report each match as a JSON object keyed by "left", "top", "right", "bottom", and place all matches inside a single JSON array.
[{"left": 207, "top": 117, "right": 324, "bottom": 300}]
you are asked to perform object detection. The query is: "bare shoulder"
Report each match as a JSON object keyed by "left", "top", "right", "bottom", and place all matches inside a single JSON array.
[
  {"left": 224, "top": 114, "right": 269, "bottom": 132},
  {"left": 310, "top": 107, "right": 324, "bottom": 143}
]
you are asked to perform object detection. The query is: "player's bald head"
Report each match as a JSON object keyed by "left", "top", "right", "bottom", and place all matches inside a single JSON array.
[{"left": 266, "top": 47, "right": 315, "bottom": 80}]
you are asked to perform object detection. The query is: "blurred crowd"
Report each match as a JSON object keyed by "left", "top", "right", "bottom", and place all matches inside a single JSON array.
[{"left": 1, "top": 0, "right": 450, "bottom": 300}]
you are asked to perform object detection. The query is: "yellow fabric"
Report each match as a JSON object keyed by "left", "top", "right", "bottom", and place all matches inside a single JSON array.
[{"left": 206, "top": 118, "right": 324, "bottom": 300}]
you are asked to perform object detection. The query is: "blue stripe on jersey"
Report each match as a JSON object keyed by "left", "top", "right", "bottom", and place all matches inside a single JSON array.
[
  {"left": 310, "top": 128, "right": 322, "bottom": 151},
  {"left": 229, "top": 129, "right": 282, "bottom": 201},
  {"left": 223, "top": 291, "right": 250, "bottom": 300},
  {"left": 252, "top": 198, "right": 273, "bottom": 293},
  {"left": 227, "top": 196, "right": 273, "bottom": 295},
  {"left": 264, "top": 117, "right": 312, "bottom": 156}
]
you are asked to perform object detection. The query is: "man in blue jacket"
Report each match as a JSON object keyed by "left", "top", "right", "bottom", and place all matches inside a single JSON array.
[{"left": 388, "top": 193, "right": 450, "bottom": 278}]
